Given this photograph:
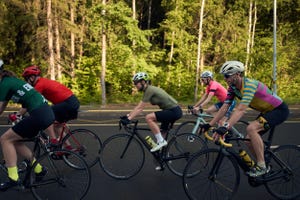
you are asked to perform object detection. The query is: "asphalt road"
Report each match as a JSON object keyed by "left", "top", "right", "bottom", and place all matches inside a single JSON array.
[{"left": 0, "top": 105, "right": 299, "bottom": 200}]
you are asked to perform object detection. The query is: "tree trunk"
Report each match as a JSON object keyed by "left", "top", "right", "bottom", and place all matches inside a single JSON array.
[
  {"left": 194, "top": 0, "right": 205, "bottom": 102},
  {"left": 70, "top": 3, "right": 75, "bottom": 80},
  {"left": 147, "top": 0, "right": 152, "bottom": 41},
  {"left": 245, "top": 0, "right": 253, "bottom": 75},
  {"left": 54, "top": 5, "right": 62, "bottom": 80},
  {"left": 47, "top": 0, "right": 55, "bottom": 80},
  {"left": 101, "top": 0, "right": 107, "bottom": 107}
]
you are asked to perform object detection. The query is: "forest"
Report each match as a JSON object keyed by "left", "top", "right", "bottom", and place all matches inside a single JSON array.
[{"left": 0, "top": 0, "right": 299, "bottom": 106}]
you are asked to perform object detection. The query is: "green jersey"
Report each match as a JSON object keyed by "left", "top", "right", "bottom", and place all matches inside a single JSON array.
[
  {"left": 0, "top": 77, "right": 47, "bottom": 112},
  {"left": 142, "top": 85, "right": 178, "bottom": 110}
]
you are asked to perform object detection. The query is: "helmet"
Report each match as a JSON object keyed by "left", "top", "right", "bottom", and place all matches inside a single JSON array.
[
  {"left": 200, "top": 71, "right": 213, "bottom": 78},
  {"left": 220, "top": 61, "right": 244, "bottom": 75},
  {"left": 132, "top": 72, "right": 150, "bottom": 82},
  {"left": 0, "top": 59, "right": 4, "bottom": 70},
  {"left": 22, "top": 66, "right": 41, "bottom": 77}
]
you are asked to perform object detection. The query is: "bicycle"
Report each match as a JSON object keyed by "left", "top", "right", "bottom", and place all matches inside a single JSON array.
[
  {"left": 53, "top": 121, "right": 102, "bottom": 168},
  {"left": 182, "top": 125, "right": 300, "bottom": 200},
  {"left": 99, "top": 118, "right": 207, "bottom": 179},
  {"left": 174, "top": 105, "right": 244, "bottom": 139},
  {"left": 8, "top": 113, "right": 102, "bottom": 168},
  {"left": 0, "top": 131, "right": 91, "bottom": 200}
]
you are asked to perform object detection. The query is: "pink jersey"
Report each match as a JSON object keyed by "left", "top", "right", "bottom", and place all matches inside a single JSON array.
[{"left": 205, "top": 80, "right": 227, "bottom": 102}]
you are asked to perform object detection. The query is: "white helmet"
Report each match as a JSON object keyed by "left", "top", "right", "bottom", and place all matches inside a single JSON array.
[
  {"left": 220, "top": 61, "right": 244, "bottom": 75},
  {"left": 200, "top": 71, "right": 213, "bottom": 78},
  {"left": 132, "top": 72, "right": 150, "bottom": 82},
  {"left": 0, "top": 59, "right": 3, "bottom": 70}
]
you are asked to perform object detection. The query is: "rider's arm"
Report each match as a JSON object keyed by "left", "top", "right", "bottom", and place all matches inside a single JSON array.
[
  {"left": 0, "top": 101, "right": 8, "bottom": 115},
  {"left": 17, "top": 107, "right": 27, "bottom": 116},
  {"left": 225, "top": 103, "right": 247, "bottom": 129},
  {"left": 198, "top": 93, "right": 214, "bottom": 108},
  {"left": 208, "top": 103, "right": 230, "bottom": 126},
  {"left": 127, "top": 101, "right": 147, "bottom": 120},
  {"left": 194, "top": 93, "right": 208, "bottom": 108}
]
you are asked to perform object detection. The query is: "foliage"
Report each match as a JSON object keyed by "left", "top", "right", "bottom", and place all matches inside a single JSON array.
[{"left": 0, "top": 0, "right": 299, "bottom": 105}]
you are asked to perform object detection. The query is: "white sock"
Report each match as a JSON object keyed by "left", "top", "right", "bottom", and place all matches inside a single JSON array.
[
  {"left": 154, "top": 133, "right": 164, "bottom": 143},
  {"left": 257, "top": 162, "right": 266, "bottom": 168}
]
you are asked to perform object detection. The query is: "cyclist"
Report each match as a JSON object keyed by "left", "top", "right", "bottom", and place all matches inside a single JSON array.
[
  {"left": 193, "top": 70, "right": 236, "bottom": 118},
  {"left": 19, "top": 65, "right": 80, "bottom": 147},
  {"left": 202, "top": 61, "right": 289, "bottom": 177},
  {"left": 0, "top": 60, "right": 55, "bottom": 190},
  {"left": 123, "top": 72, "right": 182, "bottom": 152}
]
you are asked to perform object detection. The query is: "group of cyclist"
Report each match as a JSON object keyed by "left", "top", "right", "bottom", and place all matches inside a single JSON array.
[
  {"left": 0, "top": 58, "right": 289, "bottom": 191},
  {"left": 124, "top": 60, "right": 289, "bottom": 177},
  {"left": 0, "top": 60, "right": 80, "bottom": 190}
]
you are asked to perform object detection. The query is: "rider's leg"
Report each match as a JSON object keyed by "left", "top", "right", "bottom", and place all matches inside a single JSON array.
[
  {"left": 146, "top": 113, "right": 164, "bottom": 142},
  {"left": 245, "top": 121, "right": 265, "bottom": 167},
  {"left": 0, "top": 129, "right": 20, "bottom": 181}
]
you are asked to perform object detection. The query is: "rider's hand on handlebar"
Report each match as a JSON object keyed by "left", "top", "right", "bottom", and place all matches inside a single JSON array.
[
  {"left": 201, "top": 123, "right": 212, "bottom": 132},
  {"left": 8, "top": 112, "right": 22, "bottom": 122},
  {"left": 120, "top": 115, "right": 131, "bottom": 125},
  {"left": 213, "top": 126, "right": 229, "bottom": 141}
]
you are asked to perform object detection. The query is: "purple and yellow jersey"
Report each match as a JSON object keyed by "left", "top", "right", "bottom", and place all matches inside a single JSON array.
[{"left": 224, "top": 77, "right": 283, "bottom": 113}]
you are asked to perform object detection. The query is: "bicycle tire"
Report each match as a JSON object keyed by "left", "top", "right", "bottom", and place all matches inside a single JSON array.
[
  {"left": 61, "top": 128, "right": 102, "bottom": 168},
  {"left": 264, "top": 145, "right": 300, "bottom": 200},
  {"left": 30, "top": 149, "right": 91, "bottom": 200},
  {"left": 165, "top": 132, "right": 207, "bottom": 176},
  {"left": 183, "top": 148, "right": 240, "bottom": 200},
  {"left": 99, "top": 134, "right": 145, "bottom": 180},
  {"left": 174, "top": 121, "right": 199, "bottom": 135}
]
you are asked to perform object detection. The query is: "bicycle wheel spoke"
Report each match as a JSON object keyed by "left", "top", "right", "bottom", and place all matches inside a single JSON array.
[
  {"left": 62, "top": 129, "right": 102, "bottom": 168},
  {"left": 30, "top": 150, "right": 91, "bottom": 200},
  {"left": 99, "top": 134, "right": 145, "bottom": 180}
]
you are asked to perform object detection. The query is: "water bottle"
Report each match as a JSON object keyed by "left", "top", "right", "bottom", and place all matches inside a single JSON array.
[
  {"left": 145, "top": 136, "right": 156, "bottom": 148},
  {"left": 239, "top": 150, "right": 255, "bottom": 167}
]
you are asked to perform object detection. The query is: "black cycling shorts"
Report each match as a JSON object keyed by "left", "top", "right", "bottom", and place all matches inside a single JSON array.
[
  {"left": 155, "top": 106, "right": 182, "bottom": 131},
  {"left": 52, "top": 95, "right": 80, "bottom": 123},
  {"left": 258, "top": 102, "right": 289, "bottom": 130},
  {"left": 12, "top": 104, "right": 55, "bottom": 138}
]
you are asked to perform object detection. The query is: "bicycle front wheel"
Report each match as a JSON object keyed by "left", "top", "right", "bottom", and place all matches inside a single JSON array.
[
  {"left": 30, "top": 150, "right": 91, "bottom": 200},
  {"left": 265, "top": 145, "right": 300, "bottom": 200},
  {"left": 183, "top": 148, "right": 240, "bottom": 200},
  {"left": 61, "top": 128, "right": 102, "bottom": 168},
  {"left": 174, "top": 121, "right": 197, "bottom": 135},
  {"left": 99, "top": 134, "right": 145, "bottom": 180},
  {"left": 165, "top": 133, "right": 207, "bottom": 176}
]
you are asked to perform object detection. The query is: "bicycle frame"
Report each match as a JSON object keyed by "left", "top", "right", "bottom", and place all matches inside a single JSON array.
[
  {"left": 208, "top": 126, "right": 293, "bottom": 185},
  {"left": 121, "top": 120, "right": 195, "bottom": 165}
]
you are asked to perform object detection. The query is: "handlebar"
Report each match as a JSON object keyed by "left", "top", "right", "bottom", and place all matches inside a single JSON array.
[
  {"left": 204, "top": 128, "right": 233, "bottom": 148},
  {"left": 187, "top": 105, "right": 213, "bottom": 118}
]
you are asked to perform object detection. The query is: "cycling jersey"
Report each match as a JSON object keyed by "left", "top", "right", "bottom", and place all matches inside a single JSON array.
[
  {"left": 225, "top": 77, "right": 283, "bottom": 113},
  {"left": 143, "top": 85, "right": 178, "bottom": 110},
  {"left": 34, "top": 77, "right": 73, "bottom": 104},
  {"left": 0, "top": 77, "right": 46, "bottom": 112},
  {"left": 205, "top": 80, "right": 227, "bottom": 102}
]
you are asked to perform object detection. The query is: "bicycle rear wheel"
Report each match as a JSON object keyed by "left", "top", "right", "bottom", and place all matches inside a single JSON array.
[
  {"left": 61, "top": 128, "right": 102, "bottom": 168},
  {"left": 183, "top": 148, "right": 240, "bottom": 200},
  {"left": 165, "top": 133, "right": 207, "bottom": 176},
  {"left": 30, "top": 150, "right": 90, "bottom": 200},
  {"left": 265, "top": 145, "right": 300, "bottom": 200},
  {"left": 99, "top": 134, "right": 145, "bottom": 180}
]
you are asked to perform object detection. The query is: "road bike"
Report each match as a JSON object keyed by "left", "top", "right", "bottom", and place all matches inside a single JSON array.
[
  {"left": 53, "top": 121, "right": 102, "bottom": 168},
  {"left": 99, "top": 118, "right": 207, "bottom": 179},
  {"left": 174, "top": 106, "right": 245, "bottom": 139},
  {"left": 0, "top": 131, "right": 91, "bottom": 200},
  {"left": 182, "top": 125, "right": 300, "bottom": 200},
  {"left": 9, "top": 114, "right": 102, "bottom": 168}
]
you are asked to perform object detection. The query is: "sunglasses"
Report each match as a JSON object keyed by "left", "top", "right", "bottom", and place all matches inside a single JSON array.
[
  {"left": 224, "top": 74, "right": 233, "bottom": 79},
  {"left": 133, "top": 81, "right": 140, "bottom": 85}
]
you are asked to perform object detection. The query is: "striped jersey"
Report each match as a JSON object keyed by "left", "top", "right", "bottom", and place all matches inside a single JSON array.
[{"left": 224, "top": 77, "right": 283, "bottom": 113}]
